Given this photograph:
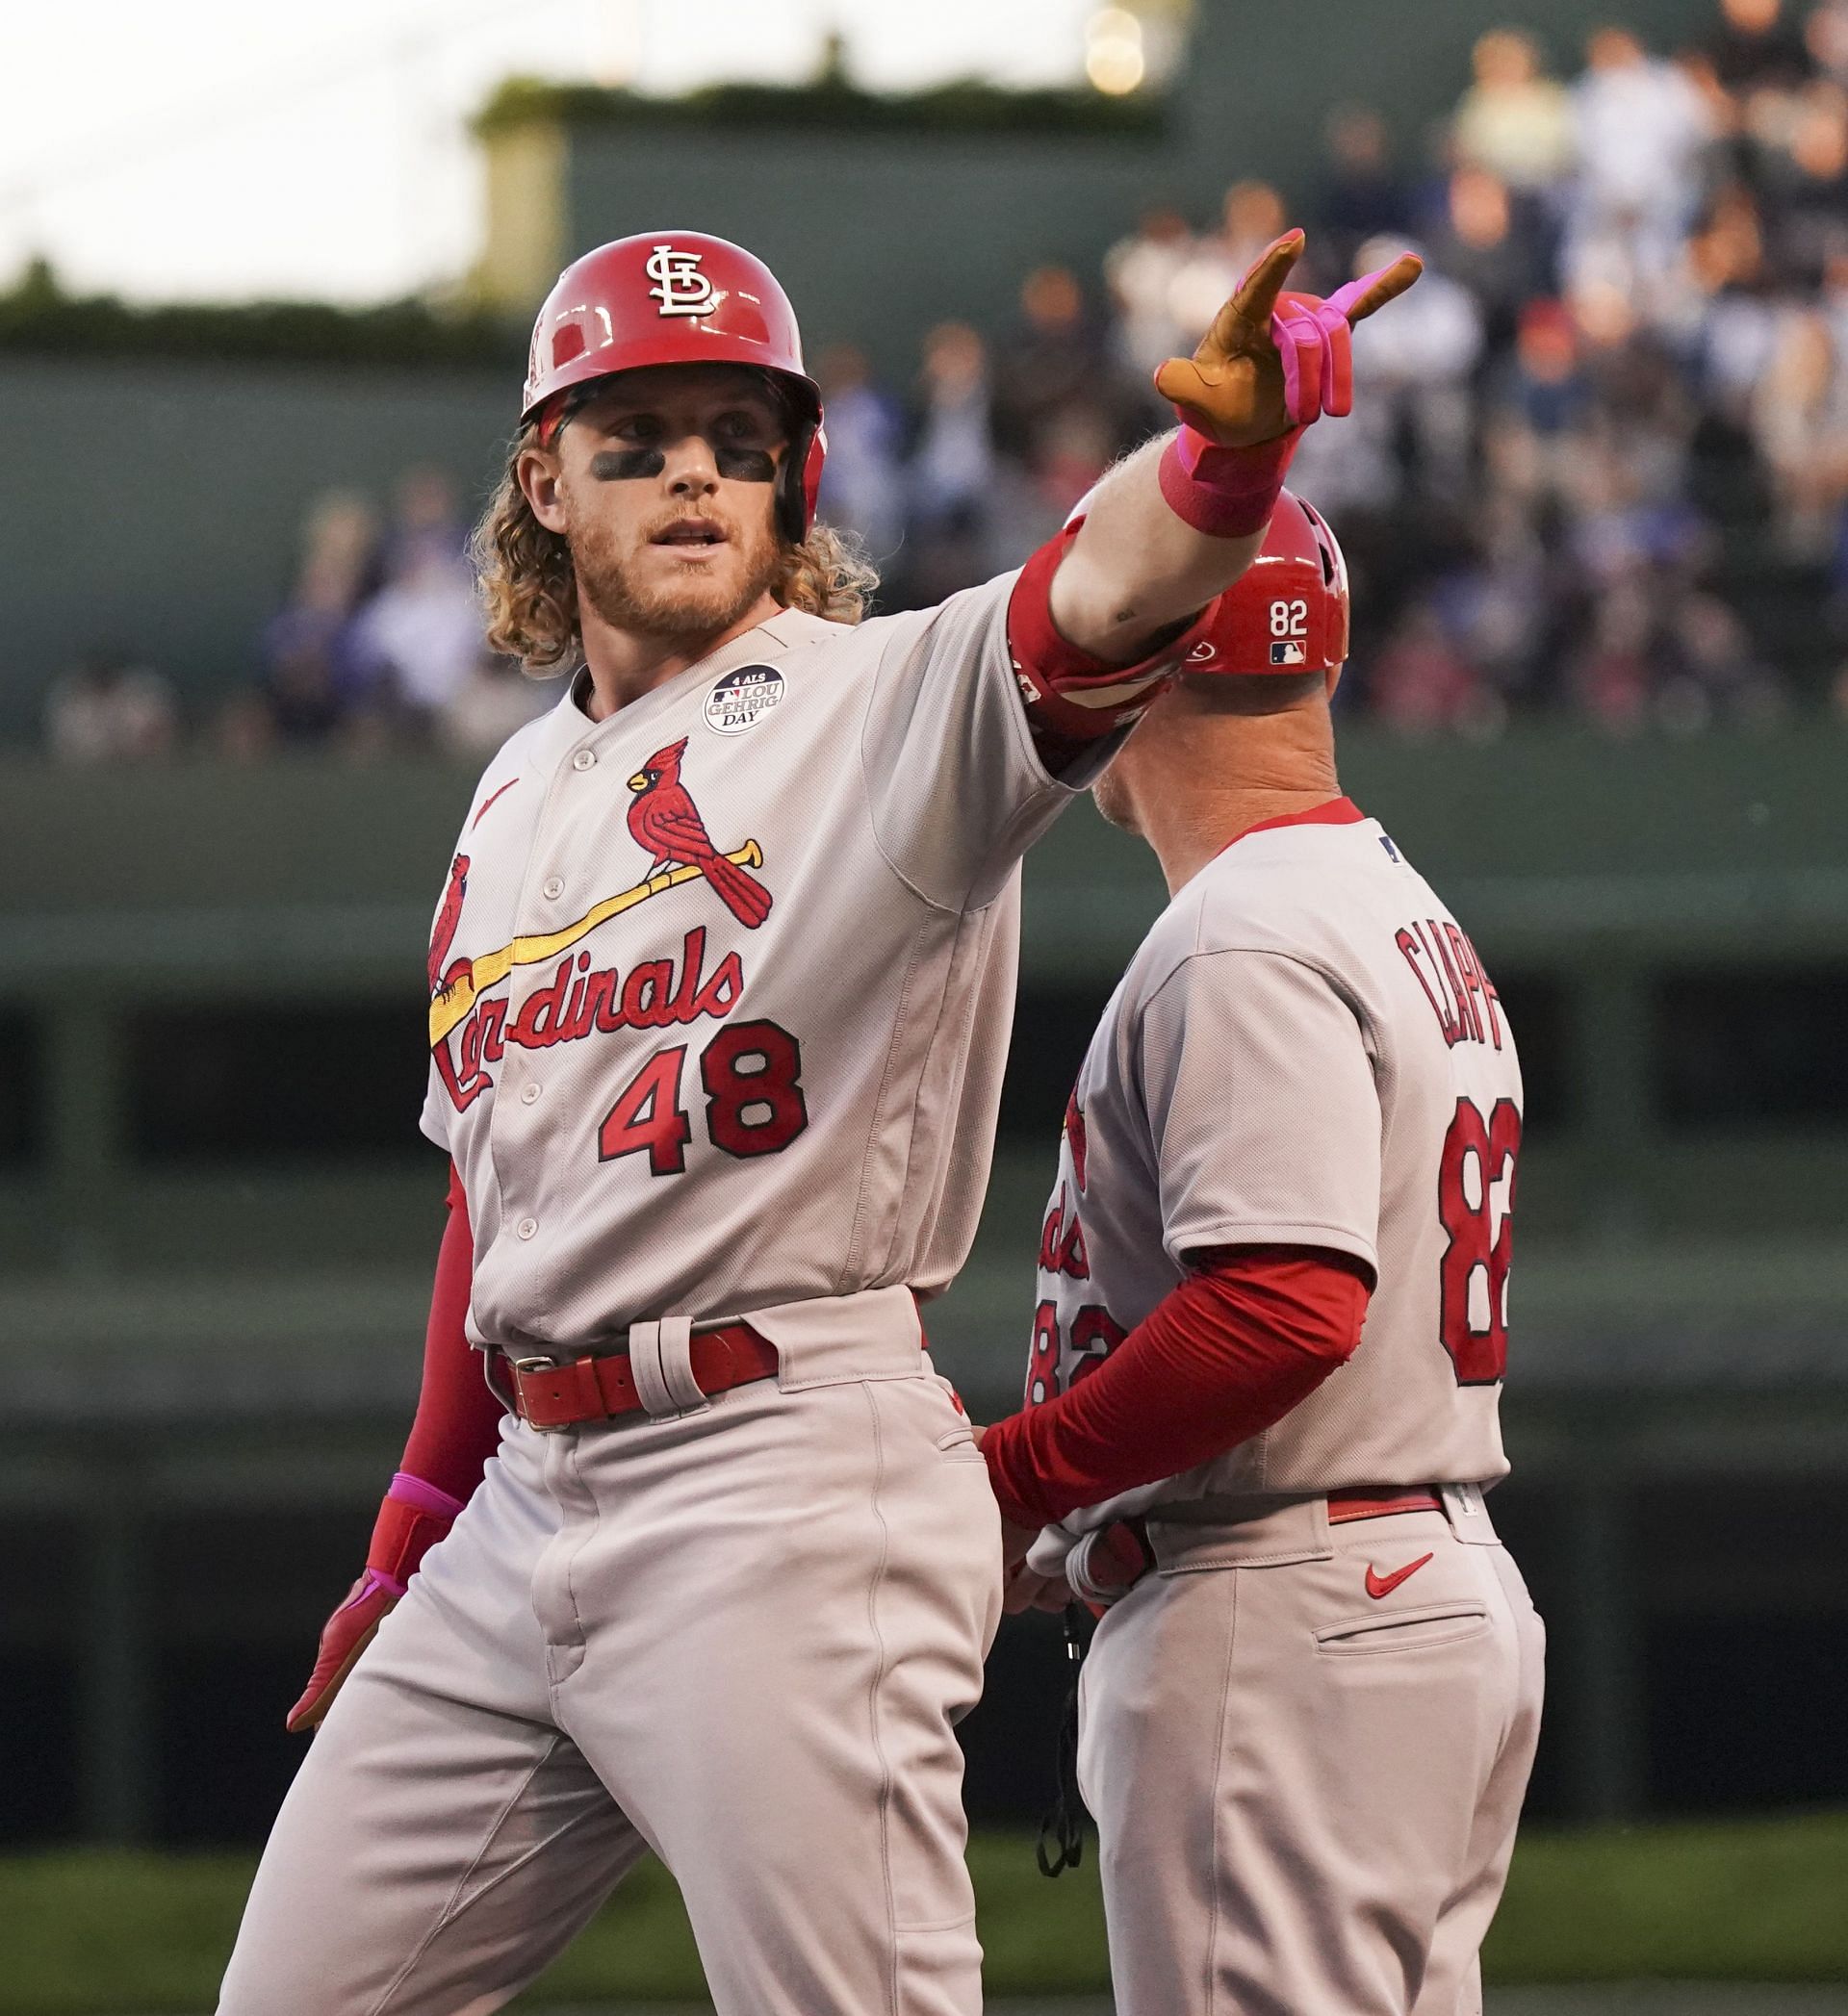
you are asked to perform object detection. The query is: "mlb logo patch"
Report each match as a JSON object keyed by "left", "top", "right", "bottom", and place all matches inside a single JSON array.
[{"left": 1270, "top": 640, "right": 1307, "bottom": 666}]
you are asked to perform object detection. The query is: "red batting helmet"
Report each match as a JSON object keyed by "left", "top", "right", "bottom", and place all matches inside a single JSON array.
[
  {"left": 522, "top": 230, "right": 826, "bottom": 543},
  {"left": 1184, "top": 491, "right": 1350, "bottom": 676}
]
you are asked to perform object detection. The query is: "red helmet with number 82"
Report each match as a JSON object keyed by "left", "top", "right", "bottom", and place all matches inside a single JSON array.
[
  {"left": 1184, "top": 491, "right": 1349, "bottom": 676},
  {"left": 521, "top": 231, "right": 826, "bottom": 544}
]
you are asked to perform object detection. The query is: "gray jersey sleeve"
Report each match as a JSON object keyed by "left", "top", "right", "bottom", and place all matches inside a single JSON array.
[
  {"left": 1139, "top": 949, "right": 1382, "bottom": 1275},
  {"left": 858, "top": 571, "right": 1116, "bottom": 911}
]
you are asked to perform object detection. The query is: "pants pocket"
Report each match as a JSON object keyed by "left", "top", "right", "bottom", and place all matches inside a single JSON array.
[
  {"left": 1314, "top": 1602, "right": 1490, "bottom": 1657},
  {"left": 934, "top": 1421, "right": 986, "bottom": 1461}
]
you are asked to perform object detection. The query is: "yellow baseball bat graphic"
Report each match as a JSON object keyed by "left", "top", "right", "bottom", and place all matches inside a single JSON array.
[{"left": 429, "top": 840, "right": 763, "bottom": 1047}]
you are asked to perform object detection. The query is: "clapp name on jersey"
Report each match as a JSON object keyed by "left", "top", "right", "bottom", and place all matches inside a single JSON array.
[
  {"left": 1395, "top": 916, "right": 1505, "bottom": 1052},
  {"left": 434, "top": 925, "right": 747, "bottom": 1112}
]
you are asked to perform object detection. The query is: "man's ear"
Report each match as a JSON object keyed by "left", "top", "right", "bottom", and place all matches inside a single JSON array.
[{"left": 517, "top": 447, "right": 568, "bottom": 534}]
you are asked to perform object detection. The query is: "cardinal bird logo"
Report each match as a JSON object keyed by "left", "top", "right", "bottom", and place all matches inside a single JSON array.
[
  {"left": 626, "top": 738, "right": 773, "bottom": 930},
  {"left": 428, "top": 853, "right": 472, "bottom": 1001}
]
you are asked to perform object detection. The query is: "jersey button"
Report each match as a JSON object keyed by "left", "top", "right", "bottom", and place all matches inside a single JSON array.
[
  {"left": 520, "top": 1083, "right": 540, "bottom": 1105},
  {"left": 542, "top": 876, "right": 565, "bottom": 901},
  {"left": 516, "top": 1216, "right": 538, "bottom": 1240},
  {"left": 571, "top": 750, "right": 596, "bottom": 772}
]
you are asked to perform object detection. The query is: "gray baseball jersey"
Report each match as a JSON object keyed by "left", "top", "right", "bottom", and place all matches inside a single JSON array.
[
  {"left": 420, "top": 575, "right": 1108, "bottom": 1356},
  {"left": 1023, "top": 799, "right": 1523, "bottom": 1535}
]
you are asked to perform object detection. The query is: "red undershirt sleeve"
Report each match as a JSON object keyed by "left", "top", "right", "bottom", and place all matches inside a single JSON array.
[
  {"left": 980, "top": 1245, "right": 1373, "bottom": 1531},
  {"left": 397, "top": 1162, "right": 506, "bottom": 1507}
]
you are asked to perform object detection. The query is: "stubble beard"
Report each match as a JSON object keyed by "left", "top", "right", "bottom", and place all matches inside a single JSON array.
[{"left": 570, "top": 505, "right": 783, "bottom": 649}]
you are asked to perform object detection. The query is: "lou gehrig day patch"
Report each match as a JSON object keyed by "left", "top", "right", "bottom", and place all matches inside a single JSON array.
[{"left": 705, "top": 665, "right": 786, "bottom": 736}]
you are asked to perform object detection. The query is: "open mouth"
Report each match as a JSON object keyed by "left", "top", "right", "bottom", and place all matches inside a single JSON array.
[{"left": 652, "top": 518, "right": 728, "bottom": 548}]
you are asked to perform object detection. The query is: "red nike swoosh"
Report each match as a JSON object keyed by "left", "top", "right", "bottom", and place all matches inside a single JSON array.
[{"left": 1365, "top": 1552, "right": 1434, "bottom": 1600}]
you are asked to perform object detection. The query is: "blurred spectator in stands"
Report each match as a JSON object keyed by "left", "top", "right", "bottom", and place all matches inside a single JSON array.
[
  {"left": 1685, "top": 184, "right": 1783, "bottom": 418},
  {"left": 42, "top": 654, "right": 178, "bottom": 762},
  {"left": 1486, "top": 298, "right": 1595, "bottom": 510},
  {"left": 1170, "top": 180, "right": 1290, "bottom": 339},
  {"left": 1659, "top": 588, "right": 1787, "bottom": 726},
  {"left": 1430, "top": 493, "right": 1557, "bottom": 711},
  {"left": 1705, "top": 0, "right": 1815, "bottom": 95},
  {"left": 1566, "top": 28, "right": 1716, "bottom": 310},
  {"left": 386, "top": 466, "right": 465, "bottom": 576},
  {"left": 1758, "top": 81, "right": 1848, "bottom": 284},
  {"left": 1568, "top": 574, "right": 1661, "bottom": 728},
  {"left": 352, "top": 468, "right": 482, "bottom": 736},
  {"left": 1451, "top": 29, "right": 1577, "bottom": 196},
  {"left": 1347, "top": 233, "right": 1484, "bottom": 494},
  {"left": 992, "top": 265, "right": 1119, "bottom": 461},
  {"left": 1318, "top": 106, "right": 1414, "bottom": 279},
  {"left": 814, "top": 344, "right": 906, "bottom": 562},
  {"left": 1104, "top": 204, "right": 1194, "bottom": 391},
  {"left": 1584, "top": 323, "right": 1696, "bottom": 506},
  {"left": 227, "top": 490, "right": 381, "bottom": 754},
  {"left": 1430, "top": 163, "right": 1551, "bottom": 353},
  {"left": 1806, "top": 0, "right": 1848, "bottom": 86},
  {"left": 441, "top": 652, "right": 555, "bottom": 756},
  {"left": 1692, "top": 1, "right": 1822, "bottom": 191},
  {"left": 1022, "top": 402, "right": 1118, "bottom": 528},
  {"left": 1564, "top": 422, "right": 1707, "bottom": 591},
  {"left": 904, "top": 321, "right": 999, "bottom": 605},
  {"left": 1368, "top": 601, "right": 1502, "bottom": 736},
  {"left": 1752, "top": 306, "right": 1848, "bottom": 552}
]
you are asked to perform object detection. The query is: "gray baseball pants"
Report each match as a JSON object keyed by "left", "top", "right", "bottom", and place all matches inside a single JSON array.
[
  {"left": 1077, "top": 1489, "right": 1545, "bottom": 2016},
  {"left": 218, "top": 1295, "right": 1002, "bottom": 2016}
]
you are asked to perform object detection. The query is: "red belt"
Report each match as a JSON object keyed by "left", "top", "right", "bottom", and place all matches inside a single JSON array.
[
  {"left": 1088, "top": 1487, "right": 1446, "bottom": 1610},
  {"left": 500, "top": 1323, "right": 780, "bottom": 1431},
  {"left": 1326, "top": 1487, "right": 1444, "bottom": 1524}
]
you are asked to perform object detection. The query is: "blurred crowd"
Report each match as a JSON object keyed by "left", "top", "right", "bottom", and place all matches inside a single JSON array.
[
  {"left": 842, "top": 0, "right": 1848, "bottom": 736},
  {"left": 45, "top": 0, "right": 1848, "bottom": 760},
  {"left": 44, "top": 469, "right": 551, "bottom": 764}
]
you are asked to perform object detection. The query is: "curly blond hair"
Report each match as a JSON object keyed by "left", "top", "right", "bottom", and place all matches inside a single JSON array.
[{"left": 472, "top": 423, "right": 879, "bottom": 674}]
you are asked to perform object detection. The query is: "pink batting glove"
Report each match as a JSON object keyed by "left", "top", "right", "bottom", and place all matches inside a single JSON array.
[{"left": 1269, "top": 254, "right": 1424, "bottom": 426}]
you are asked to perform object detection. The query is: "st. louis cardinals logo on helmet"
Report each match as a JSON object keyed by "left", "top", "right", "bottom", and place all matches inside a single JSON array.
[{"left": 645, "top": 242, "right": 720, "bottom": 319}]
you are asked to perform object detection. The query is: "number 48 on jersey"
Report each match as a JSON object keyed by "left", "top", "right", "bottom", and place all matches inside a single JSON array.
[{"left": 598, "top": 1019, "right": 808, "bottom": 1175}]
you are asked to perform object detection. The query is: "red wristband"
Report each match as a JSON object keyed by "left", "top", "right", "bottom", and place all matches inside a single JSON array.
[
  {"left": 1157, "top": 426, "right": 1299, "bottom": 538},
  {"left": 365, "top": 1473, "right": 464, "bottom": 1593}
]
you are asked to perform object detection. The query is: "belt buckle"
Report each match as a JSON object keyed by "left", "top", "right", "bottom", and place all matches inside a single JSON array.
[{"left": 510, "top": 1355, "right": 572, "bottom": 1433}]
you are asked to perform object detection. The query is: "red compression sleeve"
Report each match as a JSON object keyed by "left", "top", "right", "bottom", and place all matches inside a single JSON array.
[
  {"left": 981, "top": 1246, "right": 1373, "bottom": 1529},
  {"left": 1006, "top": 523, "right": 1216, "bottom": 750},
  {"left": 397, "top": 1162, "right": 504, "bottom": 1506}
]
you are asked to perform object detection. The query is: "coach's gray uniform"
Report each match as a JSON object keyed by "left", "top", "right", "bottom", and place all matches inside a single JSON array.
[
  {"left": 219, "top": 579, "right": 1118, "bottom": 2016},
  {"left": 1022, "top": 804, "right": 1546, "bottom": 2016}
]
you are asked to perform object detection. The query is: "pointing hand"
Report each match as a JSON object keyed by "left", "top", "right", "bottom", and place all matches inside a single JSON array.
[{"left": 1153, "top": 231, "right": 1424, "bottom": 447}]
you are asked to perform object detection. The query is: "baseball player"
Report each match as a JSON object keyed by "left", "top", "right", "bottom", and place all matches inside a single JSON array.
[
  {"left": 216, "top": 228, "right": 1420, "bottom": 2016},
  {"left": 978, "top": 495, "right": 1545, "bottom": 2016}
]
